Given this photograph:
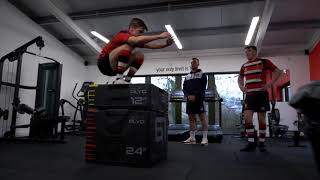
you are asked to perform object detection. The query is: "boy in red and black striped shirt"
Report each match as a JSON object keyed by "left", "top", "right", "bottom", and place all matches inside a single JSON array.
[
  {"left": 97, "top": 18, "right": 173, "bottom": 84},
  {"left": 238, "top": 46, "right": 282, "bottom": 152}
]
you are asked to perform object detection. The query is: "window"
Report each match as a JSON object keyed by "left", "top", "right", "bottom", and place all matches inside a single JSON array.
[
  {"left": 151, "top": 76, "right": 176, "bottom": 93},
  {"left": 215, "top": 74, "right": 243, "bottom": 111},
  {"left": 151, "top": 76, "right": 176, "bottom": 124},
  {"left": 214, "top": 74, "right": 243, "bottom": 134}
]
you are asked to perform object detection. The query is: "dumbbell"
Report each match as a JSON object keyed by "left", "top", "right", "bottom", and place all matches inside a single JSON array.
[
  {"left": 0, "top": 108, "right": 3, "bottom": 119},
  {"left": 3, "top": 110, "right": 9, "bottom": 120},
  {"left": 0, "top": 108, "right": 9, "bottom": 120}
]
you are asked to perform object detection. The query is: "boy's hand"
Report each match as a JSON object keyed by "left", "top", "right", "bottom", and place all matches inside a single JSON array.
[
  {"left": 159, "top": 32, "right": 171, "bottom": 39},
  {"left": 188, "top": 95, "right": 196, "bottom": 102},
  {"left": 239, "top": 86, "right": 247, "bottom": 93},
  {"left": 166, "top": 37, "right": 174, "bottom": 46},
  {"left": 261, "top": 83, "right": 272, "bottom": 91}
]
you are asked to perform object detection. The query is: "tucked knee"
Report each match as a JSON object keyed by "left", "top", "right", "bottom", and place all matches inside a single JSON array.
[{"left": 131, "top": 52, "right": 144, "bottom": 68}]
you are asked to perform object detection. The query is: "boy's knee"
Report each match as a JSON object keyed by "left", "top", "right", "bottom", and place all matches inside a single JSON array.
[
  {"left": 132, "top": 52, "right": 144, "bottom": 67},
  {"left": 245, "top": 123, "right": 254, "bottom": 129},
  {"left": 119, "top": 49, "right": 131, "bottom": 58},
  {"left": 122, "top": 44, "right": 133, "bottom": 51},
  {"left": 259, "top": 123, "right": 267, "bottom": 129},
  {"left": 134, "top": 51, "right": 144, "bottom": 59}
]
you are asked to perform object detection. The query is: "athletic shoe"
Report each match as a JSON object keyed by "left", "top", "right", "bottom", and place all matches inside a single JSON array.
[
  {"left": 258, "top": 142, "right": 267, "bottom": 152},
  {"left": 201, "top": 138, "right": 208, "bottom": 146},
  {"left": 113, "top": 78, "right": 130, "bottom": 84},
  {"left": 182, "top": 137, "right": 196, "bottom": 144},
  {"left": 240, "top": 142, "right": 256, "bottom": 152}
]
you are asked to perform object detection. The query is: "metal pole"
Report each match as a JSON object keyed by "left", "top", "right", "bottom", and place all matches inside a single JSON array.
[
  {"left": 10, "top": 51, "right": 23, "bottom": 137},
  {"left": 219, "top": 99, "right": 222, "bottom": 126},
  {"left": 0, "top": 62, "right": 3, "bottom": 92}
]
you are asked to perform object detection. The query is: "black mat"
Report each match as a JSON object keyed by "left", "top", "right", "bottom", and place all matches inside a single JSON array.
[{"left": 0, "top": 136, "right": 319, "bottom": 180}]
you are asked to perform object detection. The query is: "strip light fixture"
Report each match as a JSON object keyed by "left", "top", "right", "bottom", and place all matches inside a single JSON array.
[
  {"left": 165, "top": 25, "right": 183, "bottom": 49},
  {"left": 245, "top": 16, "right": 260, "bottom": 45},
  {"left": 91, "top": 31, "right": 110, "bottom": 43}
]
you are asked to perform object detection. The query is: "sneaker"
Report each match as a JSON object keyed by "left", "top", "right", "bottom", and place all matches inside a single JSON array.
[
  {"left": 182, "top": 137, "right": 196, "bottom": 144},
  {"left": 258, "top": 142, "right": 267, "bottom": 152},
  {"left": 201, "top": 138, "right": 208, "bottom": 146},
  {"left": 240, "top": 142, "right": 256, "bottom": 152},
  {"left": 123, "top": 76, "right": 132, "bottom": 83},
  {"left": 113, "top": 78, "right": 130, "bottom": 84}
]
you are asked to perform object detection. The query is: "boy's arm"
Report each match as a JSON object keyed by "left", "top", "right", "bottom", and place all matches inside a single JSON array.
[
  {"left": 127, "top": 32, "right": 170, "bottom": 46},
  {"left": 143, "top": 37, "right": 174, "bottom": 49},
  {"left": 262, "top": 59, "right": 282, "bottom": 91},
  {"left": 238, "top": 65, "right": 246, "bottom": 93},
  {"left": 194, "top": 73, "right": 207, "bottom": 99},
  {"left": 263, "top": 68, "right": 282, "bottom": 90},
  {"left": 183, "top": 78, "right": 188, "bottom": 97},
  {"left": 238, "top": 75, "right": 246, "bottom": 92}
]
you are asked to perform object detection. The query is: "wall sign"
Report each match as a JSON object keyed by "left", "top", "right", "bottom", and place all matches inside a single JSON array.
[{"left": 155, "top": 66, "right": 190, "bottom": 74}]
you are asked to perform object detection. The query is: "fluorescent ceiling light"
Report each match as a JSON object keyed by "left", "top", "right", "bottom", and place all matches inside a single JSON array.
[
  {"left": 91, "top": 31, "right": 110, "bottom": 43},
  {"left": 165, "top": 25, "right": 183, "bottom": 49},
  {"left": 245, "top": 16, "right": 260, "bottom": 45}
]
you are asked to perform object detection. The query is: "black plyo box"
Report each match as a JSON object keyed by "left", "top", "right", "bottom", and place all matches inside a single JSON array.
[
  {"left": 94, "top": 84, "right": 168, "bottom": 112},
  {"left": 95, "top": 109, "right": 168, "bottom": 167}
]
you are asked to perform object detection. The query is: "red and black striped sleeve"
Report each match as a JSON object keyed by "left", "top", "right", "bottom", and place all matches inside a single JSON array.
[{"left": 264, "top": 59, "right": 277, "bottom": 72}]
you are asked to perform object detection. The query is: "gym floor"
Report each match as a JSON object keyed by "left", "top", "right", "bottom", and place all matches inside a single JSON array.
[{"left": 0, "top": 136, "right": 319, "bottom": 180}]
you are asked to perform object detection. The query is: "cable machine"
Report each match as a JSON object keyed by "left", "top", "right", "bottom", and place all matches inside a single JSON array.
[{"left": 0, "top": 36, "right": 67, "bottom": 142}]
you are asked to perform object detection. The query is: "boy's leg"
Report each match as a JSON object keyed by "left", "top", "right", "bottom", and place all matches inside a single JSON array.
[
  {"left": 258, "top": 112, "right": 267, "bottom": 143},
  {"left": 256, "top": 92, "right": 269, "bottom": 152},
  {"left": 183, "top": 114, "right": 197, "bottom": 144},
  {"left": 199, "top": 112, "right": 209, "bottom": 146},
  {"left": 240, "top": 110, "right": 256, "bottom": 152},
  {"left": 124, "top": 51, "right": 144, "bottom": 82},
  {"left": 109, "top": 44, "right": 133, "bottom": 80},
  {"left": 258, "top": 112, "right": 267, "bottom": 152}
]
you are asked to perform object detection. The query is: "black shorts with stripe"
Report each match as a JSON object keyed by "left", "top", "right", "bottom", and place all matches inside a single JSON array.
[
  {"left": 97, "top": 54, "right": 117, "bottom": 76},
  {"left": 186, "top": 100, "right": 206, "bottom": 114},
  {"left": 244, "top": 91, "right": 270, "bottom": 112}
]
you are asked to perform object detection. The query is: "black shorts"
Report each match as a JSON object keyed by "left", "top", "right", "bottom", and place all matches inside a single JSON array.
[
  {"left": 97, "top": 54, "right": 117, "bottom": 76},
  {"left": 186, "top": 100, "right": 206, "bottom": 114},
  {"left": 244, "top": 91, "right": 270, "bottom": 112}
]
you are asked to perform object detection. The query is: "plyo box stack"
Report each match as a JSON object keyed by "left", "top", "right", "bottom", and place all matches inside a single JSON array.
[{"left": 85, "top": 84, "right": 168, "bottom": 167}]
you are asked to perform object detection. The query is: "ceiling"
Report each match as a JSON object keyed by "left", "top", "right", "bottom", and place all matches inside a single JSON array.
[{"left": 8, "top": 0, "right": 320, "bottom": 62}]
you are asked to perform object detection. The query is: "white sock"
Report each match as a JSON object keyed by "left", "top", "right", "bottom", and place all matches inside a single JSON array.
[
  {"left": 116, "top": 61, "right": 128, "bottom": 79},
  {"left": 202, "top": 131, "right": 208, "bottom": 140},
  {"left": 190, "top": 131, "right": 196, "bottom": 139}
]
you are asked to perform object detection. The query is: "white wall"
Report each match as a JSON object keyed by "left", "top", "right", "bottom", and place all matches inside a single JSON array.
[
  {"left": 0, "top": 0, "right": 90, "bottom": 136},
  {"left": 87, "top": 47, "right": 310, "bottom": 131},
  {"left": 86, "top": 65, "right": 111, "bottom": 84},
  {"left": 89, "top": 47, "right": 310, "bottom": 94}
]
